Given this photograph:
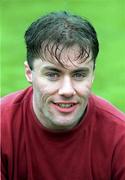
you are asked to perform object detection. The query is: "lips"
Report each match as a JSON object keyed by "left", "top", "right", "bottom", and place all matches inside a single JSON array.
[
  {"left": 51, "top": 102, "right": 78, "bottom": 113},
  {"left": 55, "top": 103, "right": 75, "bottom": 108}
]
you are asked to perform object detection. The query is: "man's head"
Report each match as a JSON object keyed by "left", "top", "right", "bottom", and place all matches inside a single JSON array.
[
  {"left": 24, "top": 12, "right": 99, "bottom": 131},
  {"left": 24, "top": 11, "right": 99, "bottom": 70}
]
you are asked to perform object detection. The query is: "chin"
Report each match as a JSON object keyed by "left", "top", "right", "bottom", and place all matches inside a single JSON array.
[{"left": 52, "top": 119, "right": 77, "bottom": 129}]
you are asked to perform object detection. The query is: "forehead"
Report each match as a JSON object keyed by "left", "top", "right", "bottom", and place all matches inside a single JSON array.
[{"left": 34, "top": 44, "right": 93, "bottom": 71}]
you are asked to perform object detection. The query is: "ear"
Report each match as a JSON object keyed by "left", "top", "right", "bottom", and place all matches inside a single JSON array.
[
  {"left": 91, "top": 71, "right": 95, "bottom": 84},
  {"left": 24, "top": 61, "right": 32, "bottom": 83},
  {"left": 92, "top": 73, "right": 95, "bottom": 83}
]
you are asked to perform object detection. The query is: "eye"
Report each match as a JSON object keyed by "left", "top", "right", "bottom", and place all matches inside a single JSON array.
[
  {"left": 73, "top": 72, "right": 87, "bottom": 81},
  {"left": 45, "top": 72, "right": 60, "bottom": 81}
]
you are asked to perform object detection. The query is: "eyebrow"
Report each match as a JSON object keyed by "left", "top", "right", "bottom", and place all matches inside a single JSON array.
[
  {"left": 42, "top": 66, "right": 61, "bottom": 73},
  {"left": 41, "top": 66, "right": 89, "bottom": 73},
  {"left": 72, "top": 67, "right": 89, "bottom": 73}
]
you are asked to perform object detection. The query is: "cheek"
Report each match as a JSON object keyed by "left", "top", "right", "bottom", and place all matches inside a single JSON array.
[
  {"left": 39, "top": 83, "right": 59, "bottom": 95},
  {"left": 75, "top": 81, "right": 93, "bottom": 96},
  {"left": 33, "top": 79, "right": 60, "bottom": 102},
  {"left": 34, "top": 77, "right": 58, "bottom": 92}
]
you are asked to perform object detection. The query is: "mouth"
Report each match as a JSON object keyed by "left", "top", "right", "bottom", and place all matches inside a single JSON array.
[{"left": 51, "top": 102, "right": 78, "bottom": 113}]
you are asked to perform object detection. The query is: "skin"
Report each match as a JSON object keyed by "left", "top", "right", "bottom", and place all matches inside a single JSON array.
[{"left": 25, "top": 45, "right": 94, "bottom": 132}]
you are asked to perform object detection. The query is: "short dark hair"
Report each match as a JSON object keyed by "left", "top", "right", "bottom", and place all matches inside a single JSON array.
[{"left": 24, "top": 11, "right": 99, "bottom": 69}]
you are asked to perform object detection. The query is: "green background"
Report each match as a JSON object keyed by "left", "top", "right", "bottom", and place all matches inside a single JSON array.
[{"left": 1, "top": 0, "right": 125, "bottom": 112}]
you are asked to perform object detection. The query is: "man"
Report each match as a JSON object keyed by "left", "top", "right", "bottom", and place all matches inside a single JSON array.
[{"left": 1, "top": 11, "right": 125, "bottom": 180}]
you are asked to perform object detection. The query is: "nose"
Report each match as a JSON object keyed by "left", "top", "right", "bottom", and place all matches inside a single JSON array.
[{"left": 58, "top": 76, "right": 76, "bottom": 97}]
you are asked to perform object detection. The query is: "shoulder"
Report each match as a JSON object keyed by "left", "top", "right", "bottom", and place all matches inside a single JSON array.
[
  {"left": 89, "top": 94, "right": 125, "bottom": 139},
  {"left": 1, "top": 86, "right": 33, "bottom": 109},
  {"left": 89, "top": 95, "right": 125, "bottom": 178},
  {"left": 0, "top": 86, "right": 33, "bottom": 128},
  {"left": 91, "top": 94, "right": 125, "bottom": 123},
  {"left": 89, "top": 94, "right": 125, "bottom": 150},
  {"left": 0, "top": 86, "right": 33, "bottom": 146}
]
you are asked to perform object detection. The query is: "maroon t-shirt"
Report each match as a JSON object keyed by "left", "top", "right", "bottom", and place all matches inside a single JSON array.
[{"left": 1, "top": 87, "right": 125, "bottom": 180}]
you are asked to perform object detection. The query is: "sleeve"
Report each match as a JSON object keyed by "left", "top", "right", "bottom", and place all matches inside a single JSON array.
[
  {"left": 0, "top": 103, "right": 8, "bottom": 180},
  {"left": 0, "top": 153, "right": 8, "bottom": 180},
  {"left": 0, "top": 127, "right": 7, "bottom": 180},
  {"left": 111, "top": 133, "right": 125, "bottom": 180}
]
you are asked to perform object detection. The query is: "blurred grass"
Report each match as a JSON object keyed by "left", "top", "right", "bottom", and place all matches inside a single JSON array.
[{"left": 1, "top": 0, "right": 125, "bottom": 112}]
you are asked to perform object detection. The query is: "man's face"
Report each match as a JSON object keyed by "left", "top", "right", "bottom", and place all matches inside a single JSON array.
[{"left": 25, "top": 45, "right": 94, "bottom": 131}]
